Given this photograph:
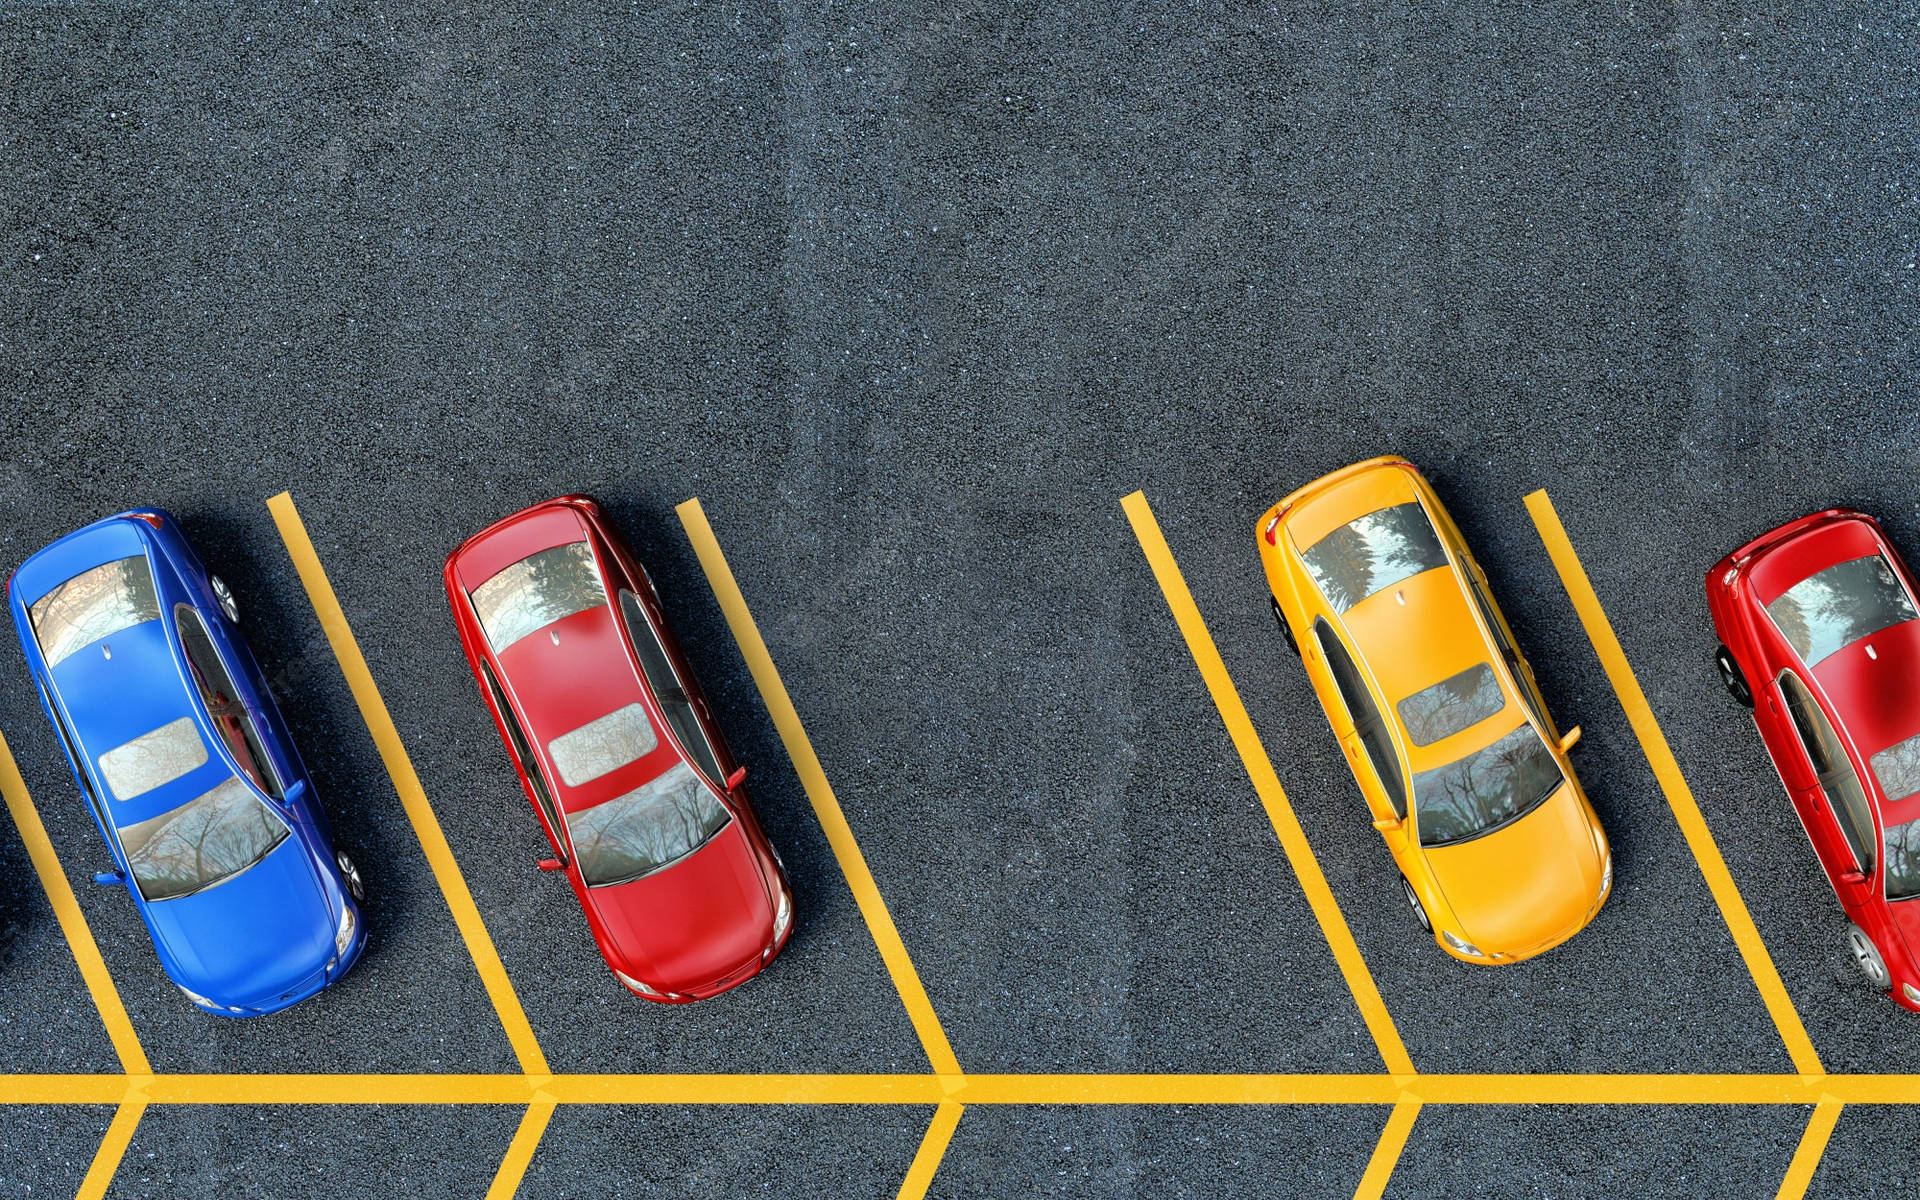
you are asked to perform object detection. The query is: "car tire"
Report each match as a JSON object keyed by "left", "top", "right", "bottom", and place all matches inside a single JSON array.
[
  {"left": 336, "top": 851, "right": 366, "bottom": 903},
  {"left": 210, "top": 575, "right": 240, "bottom": 624},
  {"left": 1715, "top": 644, "right": 1752, "bottom": 709},
  {"left": 1271, "top": 597, "right": 1300, "bottom": 657},
  {"left": 1846, "top": 924, "right": 1891, "bottom": 990},
  {"left": 1402, "top": 876, "right": 1431, "bottom": 934}
]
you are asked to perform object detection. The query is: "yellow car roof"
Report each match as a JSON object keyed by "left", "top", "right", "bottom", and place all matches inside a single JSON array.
[
  {"left": 1281, "top": 458, "right": 1528, "bottom": 776},
  {"left": 1340, "top": 562, "right": 1526, "bottom": 775}
]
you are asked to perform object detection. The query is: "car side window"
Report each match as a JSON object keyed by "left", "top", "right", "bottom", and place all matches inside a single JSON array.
[
  {"left": 1778, "top": 671, "right": 1877, "bottom": 874},
  {"left": 175, "top": 605, "right": 282, "bottom": 799},
  {"left": 619, "top": 591, "right": 726, "bottom": 786},
  {"left": 1464, "top": 569, "right": 1547, "bottom": 726},
  {"left": 481, "top": 660, "right": 568, "bottom": 856},
  {"left": 1314, "top": 619, "right": 1409, "bottom": 819},
  {"left": 40, "top": 682, "right": 110, "bottom": 834}
]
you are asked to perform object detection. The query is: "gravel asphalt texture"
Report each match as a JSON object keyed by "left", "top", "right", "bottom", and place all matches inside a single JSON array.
[{"left": 2, "top": 0, "right": 1917, "bottom": 1197}]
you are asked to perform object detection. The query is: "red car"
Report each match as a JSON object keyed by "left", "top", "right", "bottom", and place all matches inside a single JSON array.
[
  {"left": 445, "top": 496, "right": 792, "bottom": 1002},
  {"left": 1708, "top": 508, "right": 1920, "bottom": 1012}
]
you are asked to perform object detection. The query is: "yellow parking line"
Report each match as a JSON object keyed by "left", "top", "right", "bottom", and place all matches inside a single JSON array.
[
  {"left": 1524, "top": 491, "right": 1823, "bottom": 1076},
  {"left": 0, "top": 1071, "right": 1911, "bottom": 1105},
  {"left": 675, "top": 498, "right": 963, "bottom": 1078},
  {"left": 1775, "top": 1099, "right": 1842, "bottom": 1199},
  {"left": 1353, "top": 1097, "right": 1421, "bottom": 1200},
  {"left": 895, "top": 1102, "right": 965, "bottom": 1200},
  {"left": 74, "top": 1095, "right": 146, "bottom": 1200},
  {"left": 1121, "top": 491, "right": 1416, "bottom": 1077},
  {"left": 267, "top": 493, "right": 550, "bottom": 1077},
  {"left": 484, "top": 1097, "right": 558, "bottom": 1200},
  {"left": 0, "top": 730, "right": 149, "bottom": 1075}
]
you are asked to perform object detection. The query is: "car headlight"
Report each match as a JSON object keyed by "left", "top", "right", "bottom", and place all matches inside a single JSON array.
[
  {"left": 335, "top": 904, "right": 357, "bottom": 958},
  {"left": 1903, "top": 982, "right": 1920, "bottom": 1005},
  {"left": 177, "top": 983, "right": 216, "bottom": 1008},
  {"left": 615, "top": 970, "right": 661, "bottom": 997},
  {"left": 772, "top": 887, "right": 793, "bottom": 943},
  {"left": 1441, "top": 929, "right": 1485, "bottom": 958},
  {"left": 1600, "top": 853, "right": 1613, "bottom": 894}
]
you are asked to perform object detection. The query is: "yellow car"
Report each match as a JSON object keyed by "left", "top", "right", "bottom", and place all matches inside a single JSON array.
[{"left": 1256, "top": 456, "right": 1611, "bottom": 963}]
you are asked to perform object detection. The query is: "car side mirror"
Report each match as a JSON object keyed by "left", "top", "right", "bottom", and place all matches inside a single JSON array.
[
  {"left": 537, "top": 857, "right": 565, "bottom": 872},
  {"left": 1560, "top": 726, "right": 1582, "bottom": 752},
  {"left": 1372, "top": 816, "right": 1401, "bottom": 832},
  {"left": 92, "top": 869, "right": 125, "bottom": 886},
  {"left": 726, "top": 766, "right": 747, "bottom": 791},
  {"left": 1841, "top": 869, "right": 1866, "bottom": 885},
  {"left": 282, "top": 779, "right": 309, "bottom": 807}
]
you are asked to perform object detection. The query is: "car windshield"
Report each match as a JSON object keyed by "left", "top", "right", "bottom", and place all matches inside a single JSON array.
[
  {"left": 1871, "top": 732, "right": 1920, "bottom": 805},
  {"left": 97, "top": 716, "right": 209, "bottom": 802},
  {"left": 1886, "top": 819, "right": 1920, "bottom": 902},
  {"left": 1411, "top": 721, "right": 1563, "bottom": 847},
  {"left": 567, "top": 761, "right": 732, "bottom": 887},
  {"left": 1767, "top": 555, "right": 1918, "bottom": 666},
  {"left": 1396, "top": 663, "right": 1505, "bottom": 747},
  {"left": 471, "top": 541, "right": 607, "bottom": 652},
  {"left": 547, "top": 703, "right": 659, "bottom": 788},
  {"left": 28, "top": 555, "right": 162, "bottom": 668},
  {"left": 1300, "top": 502, "right": 1448, "bottom": 614},
  {"left": 117, "top": 775, "right": 289, "bottom": 901}
]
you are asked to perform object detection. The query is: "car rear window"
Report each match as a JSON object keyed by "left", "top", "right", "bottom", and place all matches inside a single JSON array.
[
  {"left": 1411, "top": 721, "right": 1563, "bottom": 847},
  {"left": 1872, "top": 733, "right": 1920, "bottom": 805},
  {"left": 117, "top": 774, "right": 289, "bottom": 902},
  {"left": 1396, "top": 663, "right": 1505, "bottom": 747},
  {"left": 1300, "top": 503, "right": 1448, "bottom": 614},
  {"left": 1885, "top": 818, "right": 1920, "bottom": 902},
  {"left": 547, "top": 702, "right": 659, "bottom": 787},
  {"left": 28, "top": 555, "right": 162, "bottom": 668},
  {"left": 568, "top": 761, "right": 732, "bottom": 887},
  {"left": 471, "top": 541, "right": 607, "bottom": 652},
  {"left": 1767, "top": 555, "right": 1918, "bottom": 666},
  {"left": 98, "top": 716, "right": 209, "bottom": 802}
]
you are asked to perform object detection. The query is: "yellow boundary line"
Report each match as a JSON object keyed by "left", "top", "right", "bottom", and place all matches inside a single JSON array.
[
  {"left": 0, "top": 1072, "right": 1916, "bottom": 1106},
  {"left": 1524, "top": 491, "right": 1822, "bottom": 1076},
  {"left": 74, "top": 1096, "right": 146, "bottom": 1200},
  {"left": 675, "top": 498, "right": 962, "bottom": 1079},
  {"left": 267, "top": 493, "right": 549, "bottom": 1077},
  {"left": 484, "top": 1096, "right": 558, "bottom": 1200},
  {"left": 1121, "top": 491, "right": 1415, "bottom": 1076},
  {"left": 0, "top": 730, "right": 148, "bottom": 1075},
  {"left": 895, "top": 1102, "right": 965, "bottom": 1200},
  {"left": 1776, "top": 1099, "right": 1842, "bottom": 1199},
  {"left": 1352, "top": 1097, "right": 1421, "bottom": 1200}
]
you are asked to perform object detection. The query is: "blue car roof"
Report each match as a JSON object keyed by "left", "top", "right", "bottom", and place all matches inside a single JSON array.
[{"left": 10, "top": 512, "right": 240, "bottom": 828}]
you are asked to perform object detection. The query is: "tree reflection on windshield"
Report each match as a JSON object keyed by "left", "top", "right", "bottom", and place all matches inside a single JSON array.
[
  {"left": 1412, "top": 723, "right": 1562, "bottom": 847},
  {"left": 119, "top": 775, "right": 289, "bottom": 901}
]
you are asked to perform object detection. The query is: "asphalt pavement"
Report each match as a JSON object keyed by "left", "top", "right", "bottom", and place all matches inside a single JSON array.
[{"left": 1, "top": 0, "right": 1916, "bottom": 1196}]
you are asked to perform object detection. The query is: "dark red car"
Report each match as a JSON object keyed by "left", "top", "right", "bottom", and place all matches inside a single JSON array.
[
  {"left": 445, "top": 496, "right": 792, "bottom": 1002},
  {"left": 1708, "top": 508, "right": 1920, "bottom": 1012}
]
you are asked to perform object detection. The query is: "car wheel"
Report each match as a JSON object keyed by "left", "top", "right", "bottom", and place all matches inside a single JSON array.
[
  {"left": 1271, "top": 597, "right": 1300, "bottom": 657},
  {"left": 336, "top": 851, "right": 366, "bottom": 903},
  {"left": 1846, "top": 924, "right": 1891, "bottom": 990},
  {"left": 1402, "top": 876, "right": 1431, "bottom": 934},
  {"left": 210, "top": 575, "right": 240, "bottom": 624},
  {"left": 1715, "top": 644, "right": 1752, "bottom": 709}
]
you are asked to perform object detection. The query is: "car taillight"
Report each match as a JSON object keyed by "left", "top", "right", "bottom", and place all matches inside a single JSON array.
[
  {"left": 1262, "top": 507, "right": 1290, "bottom": 546},
  {"left": 130, "top": 512, "right": 163, "bottom": 530}
]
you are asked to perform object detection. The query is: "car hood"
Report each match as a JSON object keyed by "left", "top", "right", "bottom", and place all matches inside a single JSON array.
[
  {"left": 587, "top": 821, "right": 772, "bottom": 992},
  {"left": 1421, "top": 784, "right": 1604, "bottom": 955},
  {"left": 144, "top": 837, "right": 337, "bottom": 1008}
]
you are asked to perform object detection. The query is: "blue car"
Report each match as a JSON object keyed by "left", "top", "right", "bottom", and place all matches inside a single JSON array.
[{"left": 8, "top": 509, "right": 366, "bottom": 1016}]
